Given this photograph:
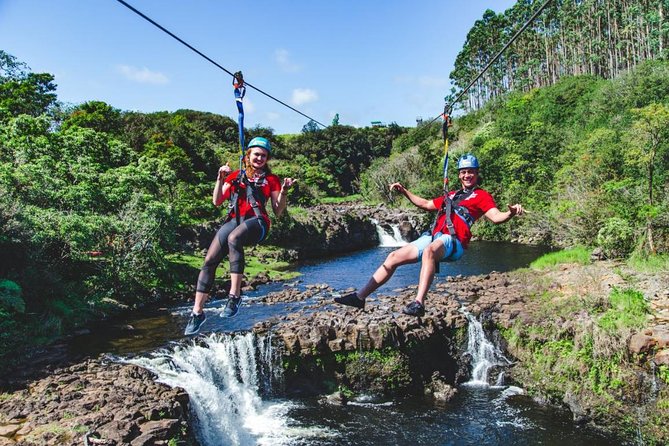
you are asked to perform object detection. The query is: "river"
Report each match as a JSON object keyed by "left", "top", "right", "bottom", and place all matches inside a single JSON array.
[
  {"left": 75, "top": 239, "right": 624, "bottom": 445},
  {"left": 75, "top": 241, "right": 548, "bottom": 356}
]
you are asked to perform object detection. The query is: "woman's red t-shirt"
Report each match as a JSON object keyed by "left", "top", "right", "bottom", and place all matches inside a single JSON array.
[{"left": 224, "top": 170, "right": 281, "bottom": 227}]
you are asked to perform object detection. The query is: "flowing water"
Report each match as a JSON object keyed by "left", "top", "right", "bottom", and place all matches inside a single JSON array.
[
  {"left": 372, "top": 218, "right": 408, "bottom": 248},
  {"left": 127, "top": 332, "right": 293, "bottom": 445},
  {"left": 126, "top": 326, "right": 620, "bottom": 446},
  {"left": 76, "top": 227, "right": 627, "bottom": 445},
  {"left": 461, "top": 309, "right": 512, "bottom": 386}
]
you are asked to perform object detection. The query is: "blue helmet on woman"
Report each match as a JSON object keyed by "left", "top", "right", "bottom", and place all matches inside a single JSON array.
[
  {"left": 248, "top": 136, "right": 271, "bottom": 154},
  {"left": 457, "top": 154, "right": 479, "bottom": 170}
]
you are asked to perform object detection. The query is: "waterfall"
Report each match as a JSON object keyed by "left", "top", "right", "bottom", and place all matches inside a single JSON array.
[
  {"left": 462, "top": 309, "right": 512, "bottom": 386},
  {"left": 126, "top": 331, "right": 293, "bottom": 446},
  {"left": 371, "top": 219, "right": 407, "bottom": 247}
]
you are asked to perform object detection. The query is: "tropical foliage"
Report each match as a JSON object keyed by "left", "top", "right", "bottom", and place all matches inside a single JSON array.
[
  {"left": 451, "top": 0, "right": 669, "bottom": 111},
  {"left": 0, "top": 50, "right": 407, "bottom": 366}
]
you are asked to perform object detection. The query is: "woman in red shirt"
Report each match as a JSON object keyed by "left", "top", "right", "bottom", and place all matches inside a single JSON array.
[
  {"left": 185, "top": 137, "right": 296, "bottom": 335},
  {"left": 334, "top": 154, "right": 523, "bottom": 317}
]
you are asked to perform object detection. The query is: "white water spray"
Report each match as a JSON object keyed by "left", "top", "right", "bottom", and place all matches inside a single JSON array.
[
  {"left": 372, "top": 219, "right": 407, "bottom": 247},
  {"left": 462, "top": 309, "right": 512, "bottom": 386},
  {"left": 126, "top": 332, "right": 292, "bottom": 446}
]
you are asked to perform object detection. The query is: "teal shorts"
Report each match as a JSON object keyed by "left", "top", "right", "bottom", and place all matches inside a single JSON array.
[{"left": 411, "top": 232, "right": 464, "bottom": 262}]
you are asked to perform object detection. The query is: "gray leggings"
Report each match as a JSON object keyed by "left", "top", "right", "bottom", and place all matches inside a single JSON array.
[{"left": 196, "top": 217, "right": 267, "bottom": 293}]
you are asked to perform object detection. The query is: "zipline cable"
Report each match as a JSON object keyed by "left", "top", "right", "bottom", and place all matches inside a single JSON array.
[
  {"left": 428, "top": 0, "right": 553, "bottom": 125},
  {"left": 115, "top": 0, "right": 327, "bottom": 128}
]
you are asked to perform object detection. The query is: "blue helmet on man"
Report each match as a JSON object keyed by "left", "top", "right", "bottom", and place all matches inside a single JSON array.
[
  {"left": 457, "top": 154, "right": 479, "bottom": 170},
  {"left": 248, "top": 136, "right": 271, "bottom": 154}
]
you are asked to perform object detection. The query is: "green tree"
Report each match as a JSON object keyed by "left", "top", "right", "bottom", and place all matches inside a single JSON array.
[
  {"left": 0, "top": 50, "right": 28, "bottom": 79},
  {"left": 626, "top": 103, "right": 669, "bottom": 253},
  {"left": 0, "top": 51, "right": 57, "bottom": 119},
  {"left": 62, "top": 100, "right": 124, "bottom": 135},
  {"left": 302, "top": 119, "right": 320, "bottom": 133}
]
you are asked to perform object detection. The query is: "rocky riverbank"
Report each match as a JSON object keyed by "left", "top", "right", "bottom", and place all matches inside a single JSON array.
[
  {"left": 1, "top": 259, "right": 667, "bottom": 445},
  {"left": 0, "top": 359, "right": 196, "bottom": 446},
  {"left": 254, "top": 259, "right": 669, "bottom": 441}
]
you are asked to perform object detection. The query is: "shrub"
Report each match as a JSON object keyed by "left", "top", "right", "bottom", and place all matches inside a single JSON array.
[
  {"left": 597, "top": 217, "right": 636, "bottom": 258},
  {"left": 0, "top": 279, "right": 24, "bottom": 313}
]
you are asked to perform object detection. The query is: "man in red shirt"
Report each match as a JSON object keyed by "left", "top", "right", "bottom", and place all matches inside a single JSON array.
[{"left": 334, "top": 154, "right": 523, "bottom": 316}]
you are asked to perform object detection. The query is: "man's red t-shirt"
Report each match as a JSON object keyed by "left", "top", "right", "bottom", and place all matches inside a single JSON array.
[
  {"left": 224, "top": 170, "right": 281, "bottom": 227},
  {"left": 431, "top": 188, "right": 496, "bottom": 248}
]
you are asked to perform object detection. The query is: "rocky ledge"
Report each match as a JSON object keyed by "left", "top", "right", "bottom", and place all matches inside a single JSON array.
[
  {"left": 252, "top": 271, "right": 525, "bottom": 398},
  {"left": 0, "top": 359, "right": 195, "bottom": 446}
]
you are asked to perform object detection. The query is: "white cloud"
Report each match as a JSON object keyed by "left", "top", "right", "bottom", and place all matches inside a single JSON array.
[
  {"left": 274, "top": 49, "right": 301, "bottom": 73},
  {"left": 116, "top": 65, "right": 169, "bottom": 84},
  {"left": 291, "top": 88, "right": 318, "bottom": 106},
  {"left": 266, "top": 111, "right": 280, "bottom": 121}
]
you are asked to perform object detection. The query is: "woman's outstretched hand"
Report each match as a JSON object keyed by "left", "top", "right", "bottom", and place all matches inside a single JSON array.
[{"left": 218, "top": 162, "right": 232, "bottom": 180}]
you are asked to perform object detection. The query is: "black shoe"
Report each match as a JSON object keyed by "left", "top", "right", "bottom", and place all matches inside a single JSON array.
[
  {"left": 402, "top": 301, "right": 425, "bottom": 317},
  {"left": 334, "top": 291, "right": 365, "bottom": 309},
  {"left": 184, "top": 311, "right": 206, "bottom": 335},
  {"left": 222, "top": 294, "right": 242, "bottom": 318}
]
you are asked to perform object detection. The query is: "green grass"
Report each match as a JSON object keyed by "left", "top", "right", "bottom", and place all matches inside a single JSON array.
[
  {"left": 530, "top": 246, "right": 591, "bottom": 270},
  {"left": 597, "top": 287, "right": 650, "bottom": 332},
  {"left": 285, "top": 206, "right": 310, "bottom": 219},
  {"left": 244, "top": 253, "right": 300, "bottom": 281},
  {"left": 319, "top": 194, "right": 367, "bottom": 204},
  {"left": 657, "top": 365, "right": 669, "bottom": 385},
  {"left": 166, "top": 247, "right": 300, "bottom": 283},
  {"left": 166, "top": 253, "right": 203, "bottom": 269},
  {"left": 627, "top": 253, "right": 669, "bottom": 273}
]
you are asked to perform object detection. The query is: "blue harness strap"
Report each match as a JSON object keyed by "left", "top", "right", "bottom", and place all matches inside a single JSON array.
[{"left": 233, "top": 71, "right": 246, "bottom": 154}]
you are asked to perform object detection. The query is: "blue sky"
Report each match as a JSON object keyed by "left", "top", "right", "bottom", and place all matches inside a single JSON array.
[{"left": 0, "top": 0, "right": 517, "bottom": 134}]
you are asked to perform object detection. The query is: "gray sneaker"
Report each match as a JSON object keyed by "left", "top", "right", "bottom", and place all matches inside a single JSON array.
[
  {"left": 222, "top": 294, "right": 243, "bottom": 318},
  {"left": 184, "top": 311, "right": 206, "bottom": 335},
  {"left": 402, "top": 300, "right": 425, "bottom": 317}
]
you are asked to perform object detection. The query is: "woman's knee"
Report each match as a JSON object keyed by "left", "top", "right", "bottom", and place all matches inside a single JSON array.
[
  {"left": 201, "top": 253, "right": 219, "bottom": 270},
  {"left": 228, "top": 231, "right": 244, "bottom": 251},
  {"left": 422, "top": 247, "right": 435, "bottom": 261}
]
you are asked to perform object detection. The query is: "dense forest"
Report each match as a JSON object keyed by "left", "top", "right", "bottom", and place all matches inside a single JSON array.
[
  {"left": 1, "top": 0, "right": 669, "bottom": 368},
  {"left": 451, "top": 0, "right": 669, "bottom": 109}
]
